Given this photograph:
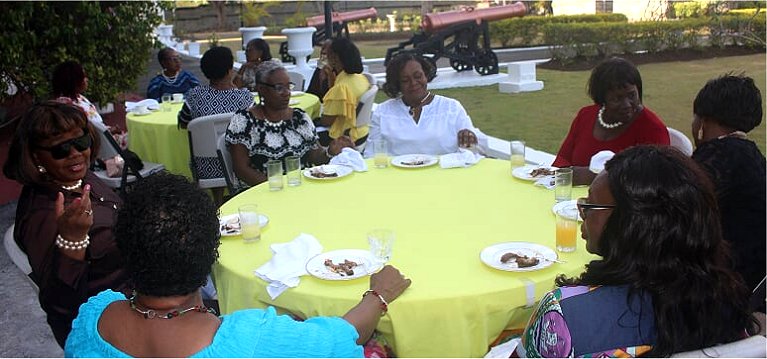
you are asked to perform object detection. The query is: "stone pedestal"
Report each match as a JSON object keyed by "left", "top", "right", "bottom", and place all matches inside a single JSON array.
[
  {"left": 387, "top": 14, "right": 397, "bottom": 32},
  {"left": 188, "top": 42, "right": 201, "bottom": 57},
  {"left": 236, "top": 50, "right": 247, "bottom": 63},
  {"left": 156, "top": 24, "right": 174, "bottom": 46},
  {"left": 281, "top": 27, "right": 317, "bottom": 81},
  {"left": 498, "top": 62, "right": 544, "bottom": 93},
  {"left": 239, "top": 26, "right": 267, "bottom": 50}
]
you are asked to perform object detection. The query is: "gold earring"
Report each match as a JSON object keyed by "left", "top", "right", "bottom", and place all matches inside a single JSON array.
[{"left": 697, "top": 126, "right": 704, "bottom": 141}]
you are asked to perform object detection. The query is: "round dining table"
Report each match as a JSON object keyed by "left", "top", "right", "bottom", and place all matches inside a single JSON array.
[
  {"left": 126, "top": 92, "right": 322, "bottom": 178},
  {"left": 213, "top": 158, "right": 596, "bottom": 358}
]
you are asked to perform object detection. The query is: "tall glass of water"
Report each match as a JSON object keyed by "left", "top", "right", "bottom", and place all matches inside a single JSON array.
[{"left": 510, "top": 140, "right": 526, "bottom": 170}]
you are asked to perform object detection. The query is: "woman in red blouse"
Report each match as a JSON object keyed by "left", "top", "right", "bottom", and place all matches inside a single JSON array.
[{"left": 552, "top": 57, "right": 669, "bottom": 185}]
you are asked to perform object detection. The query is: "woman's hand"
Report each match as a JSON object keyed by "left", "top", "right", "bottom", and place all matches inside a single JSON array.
[
  {"left": 369, "top": 265, "right": 412, "bottom": 303},
  {"left": 457, "top": 129, "right": 478, "bottom": 148},
  {"left": 54, "top": 184, "right": 93, "bottom": 258},
  {"left": 328, "top": 136, "right": 355, "bottom": 156}
]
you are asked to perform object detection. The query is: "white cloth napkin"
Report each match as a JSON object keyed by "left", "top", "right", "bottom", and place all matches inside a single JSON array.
[
  {"left": 439, "top": 148, "right": 484, "bottom": 169},
  {"left": 589, "top": 150, "right": 615, "bottom": 174},
  {"left": 125, "top": 99, "right": 159, "bottom": 112},
  {"left": 254, "top": 233, "right": 323, "bottom": 299},
  {"left": 329, "top": 148, "right": 368, "bottom": 172}
]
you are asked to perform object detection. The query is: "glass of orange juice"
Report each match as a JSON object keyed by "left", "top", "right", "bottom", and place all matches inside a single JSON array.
[{"left": 555, "top": 207, "right": 578, "bottom": 252}]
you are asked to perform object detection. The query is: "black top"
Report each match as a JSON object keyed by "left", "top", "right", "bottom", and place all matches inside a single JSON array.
[{"left": 692, "top": 137, "right": 766, "bottom": 294}]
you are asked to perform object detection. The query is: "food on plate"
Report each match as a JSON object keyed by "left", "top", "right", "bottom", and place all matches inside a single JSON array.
[
  {"left": 324, "top": 258, "right": 359, "bottom": 276},
  {"left": 220, "top": 216, "right": 240, "bottom": 234},
  {"left": 500, "top": 252, "right": 540, "bottom": 268},
  {"left": 310, "top": 168, "right": 338, "bottom": 178},
  {"left": 402, "top": 158, "right": 427, "bottom": 166},
  {"left": 529, "top": 167, "right": 556, "bottom": 178}
]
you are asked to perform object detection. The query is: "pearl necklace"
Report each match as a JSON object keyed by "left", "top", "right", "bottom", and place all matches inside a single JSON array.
[
  {"left": 129, "top": 291, "right": 217, "bottom": 319},
  {"left": 162, "top": 71, "right": 178, "bottom": 84},
  {"left": 61, "top": 179, "right": 83, "bottom": 191},
  {"left": 408, "top": 91, "right": 432, "bottom": 117},
  {"left": 597, "top": 106, "right": 623, "bottom": 129}
]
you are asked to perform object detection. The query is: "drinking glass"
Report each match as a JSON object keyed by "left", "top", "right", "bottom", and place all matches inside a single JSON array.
[
  {"left": 554, "top": 168, "right": 573, "bottom": 203},
  {"left": 510, "top": 140, "right": 526, "bottom": 170},
  {"left": 285, "top": 155, "right": 301, "bottom": 187},
  {"left": 238, "top": 204, "right": 261, "bottom": 243},
  {"left": 368, "top": 229, "right": 395, "bottom": 264},
  {"left": 266, "top": 160, "right": 284, "bottom": 191},
  {"left": 172, "top": 93, "right": 184, "bottom": 103},
  {"left": 161, "top": 93, "right": 172, "bottom": 111},
  {"left": 555, "top": 207, "right": 578, "bottom": 252},
  {"left": 373, "top": 140, "right": 389, "bottom": 169}
]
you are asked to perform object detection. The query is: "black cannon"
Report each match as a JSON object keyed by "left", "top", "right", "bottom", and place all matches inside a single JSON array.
[
  {"left": 279, "top": 8, "right": 377, "bottom": 64},
  {"left": 384, "top": 2, "right": 526, "bottom": 76}
]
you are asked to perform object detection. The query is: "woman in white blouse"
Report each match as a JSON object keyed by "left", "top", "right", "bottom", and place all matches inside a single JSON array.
[{"left": 363, "top": 53, "right": 487, "bottom": 158}]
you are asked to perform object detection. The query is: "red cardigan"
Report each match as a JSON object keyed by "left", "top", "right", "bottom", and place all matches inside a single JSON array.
[{"left": 553, "top": 104, "right": 669, "bottom": 167}]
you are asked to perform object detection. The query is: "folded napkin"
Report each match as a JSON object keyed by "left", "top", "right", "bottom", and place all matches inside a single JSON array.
[
  {"left": 254, "top": 233, "right": 323, "bottom": 299},
  {"left": 589, "top": 150, "right": 615, "bottom": 174},
  {"left": 534, "top": 175, "right": 556, "bottom": 190},
  {"left": 329, "top": 148, "right": 368, "bottom": 172},
  {"left": 125, "top": 99, "right": 159, "bottom": 112},
  {"left": 439, "top": 148, "right": 484, "bottom": 169}
]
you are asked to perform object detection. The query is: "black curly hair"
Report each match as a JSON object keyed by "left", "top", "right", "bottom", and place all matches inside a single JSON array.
[
  {"left": 200, "top": 46, "right": 234, "bottom": 81},
  {"left": 557, "top": 145, "right": 757, "bottom": 356},
  {"left": 382, "top": 53, "right": 436, "bottom": 98},
  {"left": 114, "top": 172, "right": 221, "bottom": 297},
  {"left": 329, "top": 37, "right": 363, "bottom": 74},
  {"left": 587, "top": 57, "right": 643, "bottom": 105},
  {"left": 246, "top": 38, "right": 273, "bottom": 61},
  {"left": 693, "top": 73, "right": 763, "bottom": 133}
]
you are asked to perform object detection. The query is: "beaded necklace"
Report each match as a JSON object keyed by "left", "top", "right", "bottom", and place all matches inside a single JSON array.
[
  {"left": 408, "top": 91, "right": 432, "bottom": 117},
  {"left": 60, "top": 179, "right": 83, "bottom": 191},
  {"left": 129, "top": 291, "right": 216, "bottom": 319},
  {"left": 597, "top": 106, "right": 623, "bottom": 129},
  {"left": 162, "top": 71, "right": 179, "bottom": 85}
]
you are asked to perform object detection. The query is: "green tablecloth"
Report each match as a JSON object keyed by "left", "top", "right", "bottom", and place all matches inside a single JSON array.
[
  {"left": 126, "top": 93, "right": 321, "bottom": 178},
  {"left": 213, "top": 158, "right": 595, "bottom": 357}
]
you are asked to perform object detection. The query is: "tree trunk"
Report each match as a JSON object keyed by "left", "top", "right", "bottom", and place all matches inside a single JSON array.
[{"left": 213, "top": 1, "right": 226, "bottom": 31}]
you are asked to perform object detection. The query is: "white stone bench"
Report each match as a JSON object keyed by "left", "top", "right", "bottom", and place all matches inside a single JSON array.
[{"left": 498, "top": 61, "right": 544, "bottom": 94}]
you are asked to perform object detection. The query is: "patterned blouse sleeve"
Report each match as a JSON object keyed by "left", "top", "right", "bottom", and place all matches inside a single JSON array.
[
  {"left": 226, "top": 110, "right": 254, "bottom": 148},
  {"left": 519, "top": 288, "right": 575, "bottom": 358}
]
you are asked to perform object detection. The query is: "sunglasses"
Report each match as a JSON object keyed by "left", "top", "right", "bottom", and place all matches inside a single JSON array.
[
  {"left": 576, "top": 197, "right": 615, "bottom": 219},
  {"left": 261, "top": 82, "right": 295, "bottom": 93},
  {"left": 36, "top": 130, "right": 92, "bottom": 160}
]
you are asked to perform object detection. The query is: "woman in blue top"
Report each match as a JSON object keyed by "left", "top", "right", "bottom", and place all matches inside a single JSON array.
[
  {"left": 146, "top": 48, "right": 200, "bottom": 101},
  {"left": 65, "top": 173, "right": 411, "bottom": 357}
]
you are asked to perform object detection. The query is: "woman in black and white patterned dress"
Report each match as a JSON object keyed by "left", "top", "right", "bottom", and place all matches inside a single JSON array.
[{"left": 226, "top": 61, "right": 354, "bottom": 187}]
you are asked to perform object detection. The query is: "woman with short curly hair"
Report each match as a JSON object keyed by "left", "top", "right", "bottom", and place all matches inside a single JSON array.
[{"left": 65, "top": 173, "right": 411, "bottom": 357}]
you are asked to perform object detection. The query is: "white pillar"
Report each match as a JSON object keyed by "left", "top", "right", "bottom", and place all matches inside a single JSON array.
[
  {"left": 386, "top": 14, "right": 397, "bottom": 32},
  {"left": 281, "top": 27, "right": 317, "bottom": 81},
  {"left": 239, "top": 26, "right": 267, "bottom": 50}
]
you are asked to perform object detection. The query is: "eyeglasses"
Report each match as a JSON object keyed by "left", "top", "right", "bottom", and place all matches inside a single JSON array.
[
  {"left": 260, "top": 82, "right": 295, "bottom": 93},
  {"left": 576, "top": 197, "right": 615, "bottom": 219},
  {"left": 36, "top": 130, "right": 92, "bottom": 160}
]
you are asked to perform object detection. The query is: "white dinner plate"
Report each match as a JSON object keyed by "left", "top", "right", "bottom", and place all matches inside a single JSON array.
[
  {"left": 552, "top": 200, "right": 582, "bottom": 221},
  {"left": 291, "top": 91, "right": 305, "bottom": 97},
  {"left": 511, "top": 165, "right": 558, "bottom": 181},
  {"left": 391, "top": 154, "right": 439, "bottom": 168},
  {"left": 131, "top": 110, "right": 152, "bottom": 116},
  {"left": 305, "top": 249, "right": 382, "bottom": 281},
  {"left": 480, "top": 242, "right": 559, "bottom": 272},
  {"left": 219, "top": 213, "right": 269, "bottom": 237},
  {"left": 289, "top": 99, "right": 300, "bottom": 105},
  {"left": 302, "top": 164, "right": 353, "bottom": 180}
]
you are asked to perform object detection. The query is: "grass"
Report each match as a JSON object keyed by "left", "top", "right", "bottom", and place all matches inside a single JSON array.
[{"left": 373, "top": 53, "right": 766, "bottom": 155}]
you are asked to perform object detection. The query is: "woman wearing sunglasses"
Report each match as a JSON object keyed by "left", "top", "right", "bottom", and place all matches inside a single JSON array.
[
  {"left": 513, "top": 145, "right": 757, "bottom": 357},
  {"left": 225, "top": 60, "right": 353, "bottom": 188},
  {"left": 3, "top": 101, "right": 129, "bottom": 348}
]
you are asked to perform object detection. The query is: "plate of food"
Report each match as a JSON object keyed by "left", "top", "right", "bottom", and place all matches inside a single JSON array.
[
  {"left": 289, "top": 98, "right": 300, "bottom": 106},
  {"left": 305, "top": 249, "right": 383, "bottom": 280},
  {"left": 391, "top": 154, "right": 439, "bottom": 168},
  {"left": 302, "top": 164, "right": 353, "bottom": 180},
  {"left": 512, "top": 165, "right": 558, "bottom": 181},
  {"left": 219, "top": 213, "right": 269, "bottom": 237},
  {"left": 480, "top": 242, "right": 559, "bottom": 272},
  {"left": 552, "top": 200, "right": 582, "bottom": 221}
]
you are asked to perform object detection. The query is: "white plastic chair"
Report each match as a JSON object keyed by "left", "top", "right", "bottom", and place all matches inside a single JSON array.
[
  {"left": 671, "top": 335, "right": 767, "bottom": 357},
  {"left": 668, "top": 127, "right": 694, "bottom": 156},
  {"left": 215, "top": 134, "right": 241, "bottom": 195},
  {"left": 287, "top": 71, "right": 306, "bottom": 91},
  {"left": 355, "top": 84, "right": 378, "bottom": 127},
  {"left": 362, "top": 72, "right": 377, "bottom": 86},
  {"left": 187, "top": 112, "right": 234, "bottom": 190},
  {"left": 3, "top": 224, "right": 39, "bottom": 293},
  {"left": 91, "top": 122, "right": 165, "bottom": 189}
]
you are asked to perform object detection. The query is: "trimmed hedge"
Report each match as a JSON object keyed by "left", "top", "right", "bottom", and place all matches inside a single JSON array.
[{"left": 491, "top": 13, "right": 628, "bottom": 47}]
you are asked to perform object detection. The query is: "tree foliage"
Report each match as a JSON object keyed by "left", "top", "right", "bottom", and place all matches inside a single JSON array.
[{"left": 0, "top": 2, "right": 170, "bottom": 104}]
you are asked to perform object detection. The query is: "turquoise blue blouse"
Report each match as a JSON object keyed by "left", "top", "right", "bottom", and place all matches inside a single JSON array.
[{"left": 65, "top": 290, "right": 363, "bottom": 358}]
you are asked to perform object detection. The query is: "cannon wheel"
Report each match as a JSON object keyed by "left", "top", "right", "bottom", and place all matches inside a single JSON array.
[
  {"left": 475, "top": 49, "right": 499, "bottom": 76},
  {"left": 449, "top": 58, "right": 473, "bottom": 72}
]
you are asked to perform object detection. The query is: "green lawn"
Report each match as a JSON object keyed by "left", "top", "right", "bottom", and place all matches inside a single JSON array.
[{"left": 374, "top": 54, "right": 766, "bottom": 155}]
